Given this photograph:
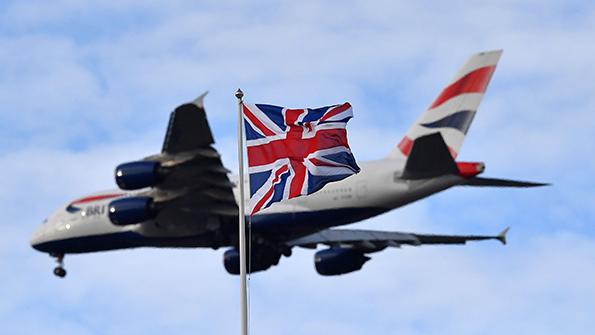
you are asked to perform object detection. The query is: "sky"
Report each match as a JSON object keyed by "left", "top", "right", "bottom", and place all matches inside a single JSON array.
[{"left": 1, "top": 0, "right": 594, "bottom": 334}]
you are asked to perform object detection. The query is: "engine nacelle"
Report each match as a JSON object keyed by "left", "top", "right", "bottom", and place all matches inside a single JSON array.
[
  {"left": 115, "top": 161, "right": 162, "bottom": 190},
  {"left": 223, "top": 248, "right": 241, "bottom": 275},
  {"left": 314, "top": 248, "right": 371, "bottom": 276},
  {"left": 108, "top": 196, "right": 156, "bottom": 226},
  {"left": 223, "top": 247, "right": 281, "bottom": 275}
]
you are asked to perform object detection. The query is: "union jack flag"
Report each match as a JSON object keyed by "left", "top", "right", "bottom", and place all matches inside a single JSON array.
[{"left": 243, "top": 102, "right": 360, "bottom": 214}]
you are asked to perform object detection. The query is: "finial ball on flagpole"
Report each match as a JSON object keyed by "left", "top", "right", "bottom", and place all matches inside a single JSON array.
[{"left": 235, "top": 88, "right": 244, "bottom": 100}]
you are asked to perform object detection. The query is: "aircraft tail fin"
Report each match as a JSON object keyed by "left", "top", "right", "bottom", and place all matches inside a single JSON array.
[{"left": 389, "top": 50, "right": 502, "bottom": 159}]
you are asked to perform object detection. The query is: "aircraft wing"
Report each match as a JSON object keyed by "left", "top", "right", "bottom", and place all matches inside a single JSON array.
[
  {"left": 137, "top": 93, "right": 238, "bottom": 226},
  {"left": 161, "top": 92, "right": 215, "bottom": 154},
  {"left": 287, "top": 227, "right": 509, "bottom": 252}
]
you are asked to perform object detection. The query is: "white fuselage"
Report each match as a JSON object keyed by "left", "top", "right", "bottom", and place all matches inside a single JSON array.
[{"left": 30, "top": 157, "right": 466, "bottom": 253}]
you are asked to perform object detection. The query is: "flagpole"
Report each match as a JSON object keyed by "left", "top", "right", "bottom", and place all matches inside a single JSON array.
[{"left": 235, "top": 88, "right": 248, "bottom": 335}]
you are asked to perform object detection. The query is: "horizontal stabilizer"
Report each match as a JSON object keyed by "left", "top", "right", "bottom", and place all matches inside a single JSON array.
[
  {"left": 464, "top": 177, "right": 549, "bottom": 188},
  {"left": 401, "top": 133, "right": 457, "bottom": 179}
]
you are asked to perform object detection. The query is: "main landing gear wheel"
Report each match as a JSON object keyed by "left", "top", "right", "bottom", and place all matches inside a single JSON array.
[{"left": 50, "top": 253, "right": 67, "bottom": 278}]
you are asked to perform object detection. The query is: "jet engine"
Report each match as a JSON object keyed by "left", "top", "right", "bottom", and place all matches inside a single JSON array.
[
  {"left": 314, "top": 248, "right": 371, "bottom": 276},
  {"left": 107, "top": 196, "right": 156, "bottom": 226},
  {"left": 115, "top": 161, "right": 163, "bottom": 190},
  {"left": 223, "top": 248, "right": 241, "bottom": 274},
  {"left": 223, "top": 247, "right": 281, "bottom": 275}
]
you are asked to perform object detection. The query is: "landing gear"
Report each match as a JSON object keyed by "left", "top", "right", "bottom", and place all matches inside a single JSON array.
[
  {"left": 53, "top": 267, "right": 66, "bottom": 278},
  {"left": 50, "top": 253, "right": 67, "bottom": 278}
]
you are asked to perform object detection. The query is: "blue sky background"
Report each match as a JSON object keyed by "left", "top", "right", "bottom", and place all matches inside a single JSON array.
[{"left": 1, "top": 1, "right": 594, "bottom": 334}]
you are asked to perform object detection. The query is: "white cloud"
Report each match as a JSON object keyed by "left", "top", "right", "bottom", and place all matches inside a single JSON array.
[
  {"left": 1, "top": 0, "right": 594, "bottom": 334},
  {"left": 246, "top": 232, "right": 595, "bottom": 334}
]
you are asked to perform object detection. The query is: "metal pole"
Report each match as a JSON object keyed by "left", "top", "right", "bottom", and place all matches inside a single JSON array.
[{"left": 235, "top": 88, "right": 248, "bottom": 335}]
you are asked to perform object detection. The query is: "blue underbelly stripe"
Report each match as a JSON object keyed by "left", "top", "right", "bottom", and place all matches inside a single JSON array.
[{"left": 32, "top": 206, "right": 388, "bottom": 254}]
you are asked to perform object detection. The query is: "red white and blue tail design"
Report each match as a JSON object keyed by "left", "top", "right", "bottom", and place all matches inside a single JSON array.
[
  {"left": 243, "top": 102, "right": 360, "bottom": 214},
  {"left": 390, "top": 50, "right": 502, "bottom": 159}
]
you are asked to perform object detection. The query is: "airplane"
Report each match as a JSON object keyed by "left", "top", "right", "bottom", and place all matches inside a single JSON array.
[{"left": 31, "top": 50, "right": 547, "bottom": 278}]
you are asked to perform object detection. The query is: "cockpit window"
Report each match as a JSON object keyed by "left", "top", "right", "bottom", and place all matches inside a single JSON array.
[{"left": 65, "top": 204, "right": 81, "bottom": 213}]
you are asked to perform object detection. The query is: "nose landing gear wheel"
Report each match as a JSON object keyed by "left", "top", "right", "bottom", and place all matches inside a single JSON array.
[
  {"left": 50, "top": 253, "right": 67, "bottom": 278},
  {"left": 53, "top": 267, "right": 66, "bottom": 278}
]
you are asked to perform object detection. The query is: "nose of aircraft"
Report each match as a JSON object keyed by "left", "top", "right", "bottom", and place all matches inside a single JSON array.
[{"left": 30, "top": 222, "right": 47, "bottom": 251}]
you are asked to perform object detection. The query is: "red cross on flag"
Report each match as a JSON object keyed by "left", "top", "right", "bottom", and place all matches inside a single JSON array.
[{"left": 243, "top": 102, "right": 360, "bottom": 214}]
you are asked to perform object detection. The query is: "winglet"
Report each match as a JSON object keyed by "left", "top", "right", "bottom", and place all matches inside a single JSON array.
[
  {"left": 496, "top": 227, "right": 510, "bottom": 245},
  {"left": 192, "top": 91, "right": 209, "bottom": 108}
]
